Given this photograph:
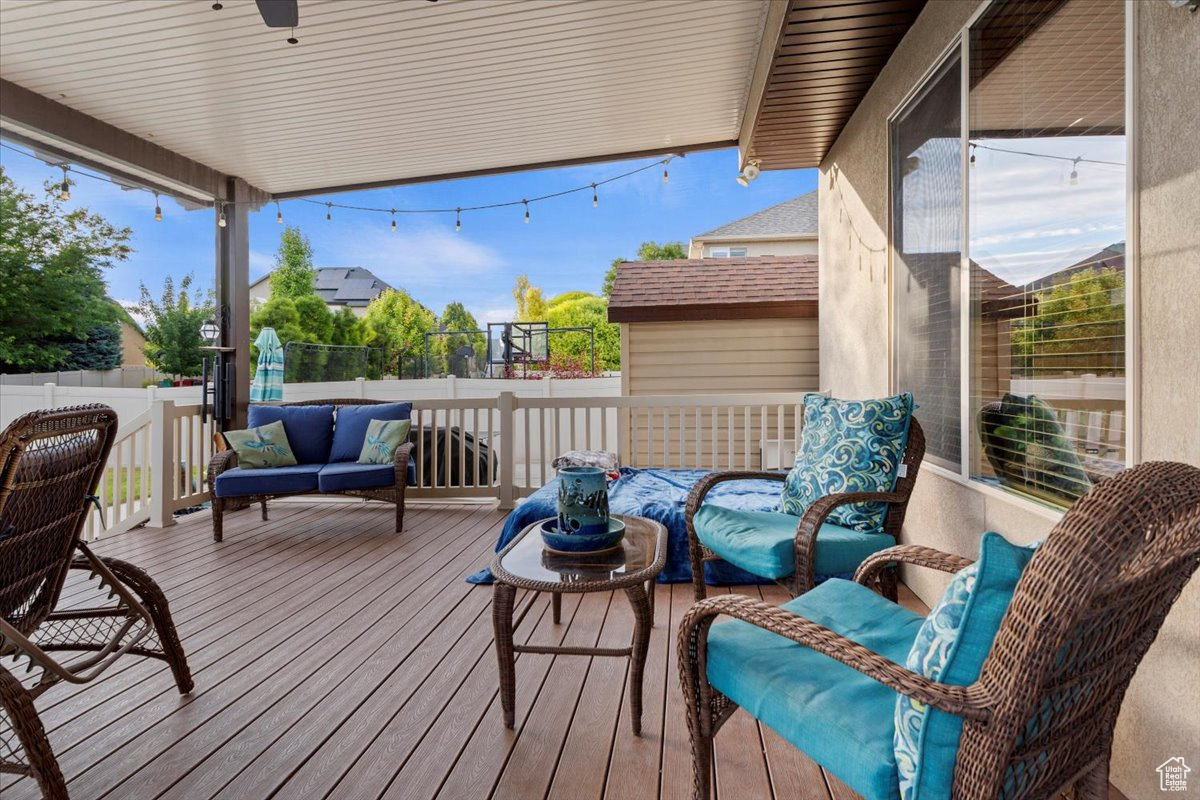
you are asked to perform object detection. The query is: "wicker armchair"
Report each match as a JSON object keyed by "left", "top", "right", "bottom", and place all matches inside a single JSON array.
[
  {"left": 207, "top": 398, "right": 414, "bottom": 542},
  {"left": 684, "top": 419, "right": 925, "bottom": 601},
  {"left": 679, "top": 461, "right": 1200, "bottom": 800},
  {"left": 0, "top": 406, "right": 193, "bottom": 800}
]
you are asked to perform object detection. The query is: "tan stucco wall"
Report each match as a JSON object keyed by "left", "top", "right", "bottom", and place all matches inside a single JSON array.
[
  {"left": 817, "top": 1, "right": 1200, "bottom": 796},
  {"left": 686, "top": 238, "right": 818, "bottom": 259}
]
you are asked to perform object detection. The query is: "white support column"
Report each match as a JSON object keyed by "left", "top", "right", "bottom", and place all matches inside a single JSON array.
[
  {"left": 147, "top": 399, "right": 177, "bottom": 528},
  {"left": 498, "top": 392, "right": 515, "bottom": 509}
]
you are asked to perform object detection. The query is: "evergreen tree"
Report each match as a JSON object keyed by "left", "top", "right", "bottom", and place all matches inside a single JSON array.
[
  {"left": 136, "top": 274, "right": 213, "bottom": 379},
  {"left": 268, "top": 226, "right": 317, "bottom": 299},
  {"left": 62, "top": 322, "right": 123, "bottom": 371}
]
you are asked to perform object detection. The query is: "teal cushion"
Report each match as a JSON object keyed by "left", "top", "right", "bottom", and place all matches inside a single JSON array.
[
  {"left": 894, "top": 532, "right": 1036, "bottom": 800},
  {"left": 707, "top": 579, "right": 925, "bottom": 800},
  {"left": 222, "top": 420, "right": 298, "bottom": 469},
  {"left": 694, "top": 505, "right": 895, "bottom": 579},
  {"left": 780, "top": 393, "right": 914, "bottom": 532}
]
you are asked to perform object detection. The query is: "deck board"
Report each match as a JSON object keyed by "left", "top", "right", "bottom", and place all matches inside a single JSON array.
[{"left": 3, "top": 501, "right": 1123, "bottom": 800}]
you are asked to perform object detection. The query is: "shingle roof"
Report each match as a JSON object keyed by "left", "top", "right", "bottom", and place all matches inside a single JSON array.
[
  {"left": 607, "top": 256, "right": 818, "bottom": 323},
  {"left": 693, "top": 191, "right": 818, "bottom": 240},
  {"left": 312, "top": 267, "right": 393, "bottom": 307}
]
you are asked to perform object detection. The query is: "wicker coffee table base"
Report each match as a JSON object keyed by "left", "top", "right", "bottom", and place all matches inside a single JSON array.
[{"left": 492, "top": 582, "right": 656, "bottom": 735}]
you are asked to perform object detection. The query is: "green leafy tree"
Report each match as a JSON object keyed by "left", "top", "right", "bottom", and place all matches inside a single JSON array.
[
  {"left": 546, "top": 292, "right": 620, "bottom": 372},
  {"left": 268, "top": 226, "right": 317, "bottom": 299},
  {"left": 513, "top": 274, "right": 548, "bottom": 322},
  {"left": 361, "top": 289, "right": 437, "bottom": 377},
  {"left": 432, "top": 302, "right": 486, "bottom": 377},
  {"left": 331, "top": 307, "right": 364, "bottom": 346},
  {"left": 0, "top": 166, "right": 130, "bottom": 370},
  {"left": 136, "top": 274, "right": 213, "bottom": 379},
  {"left": 602, "top": 240, "right": 687, "bottom": 298},
  {"left": 1011, "top": 267, "right": 1125, "bottom": 377},
  {"left": 62, "top": 322, "right": 123, "bottom": 371}
]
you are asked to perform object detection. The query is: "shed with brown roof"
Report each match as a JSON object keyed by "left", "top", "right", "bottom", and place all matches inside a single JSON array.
[{"left": 608, "top": 256, "right": 820, "bottom": 425}]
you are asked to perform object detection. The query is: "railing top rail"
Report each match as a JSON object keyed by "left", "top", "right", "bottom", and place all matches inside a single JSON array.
[
  {"left": 113, "top": 408, "right": 152, "bottom": 440},
  {"left": 512, "top": 392, "right": 811, "bottom": 410}
]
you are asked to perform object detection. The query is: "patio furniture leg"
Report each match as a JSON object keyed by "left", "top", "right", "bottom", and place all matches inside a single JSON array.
[
  {"left": 99, "top": 556, "right": 194, "bottom": 694},
  {"left": 647, "top": 578, "right": 656, "bottom": 627},
  {"left": 552, "top": 592, "right": 561, "bottom": 624},
  {"left": 625, "top": 583, "right": 652, "bottom": 736},
  {"left": 212, "top": 497, "right": 224, "bottom": 543},
  {"left": 492, "top": 582, "right": 518, "bottom": 729},
  {"left": 260, "top": 499, "right": 269, "bottom": 521},
  {"left": 394, "top": 495, "right": 404, "bottom": 533},
  {"left": 0, "top": 666, "right": 68, "bottom": 800}
]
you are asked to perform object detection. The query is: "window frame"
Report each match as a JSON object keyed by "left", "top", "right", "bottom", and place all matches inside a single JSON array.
[{"left": 885, "top": 0, "right": 1138, "bottom": 513}]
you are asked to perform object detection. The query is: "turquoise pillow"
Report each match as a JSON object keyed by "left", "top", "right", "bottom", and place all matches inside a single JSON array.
[
  {"left": 223, "top": 420, "right": 298, "bottom": 469},
  {"left": 894, "top": 531, "right": 1037, "bottom": 800},
  {"left": 358, "top": 419, "right": 412, "bottom": 464},
  {"left": 780, "top": 392, "right": 914, "bottom": 532}
]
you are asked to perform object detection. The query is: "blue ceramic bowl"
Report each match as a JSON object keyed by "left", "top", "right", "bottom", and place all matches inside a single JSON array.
[{"left": 540, "top": 517, "right": 626, "bottom": 553}]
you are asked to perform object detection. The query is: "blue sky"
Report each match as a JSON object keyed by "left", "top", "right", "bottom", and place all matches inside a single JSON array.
[{"left": 0, "top": 140, "right": 816, "bottom": 325}]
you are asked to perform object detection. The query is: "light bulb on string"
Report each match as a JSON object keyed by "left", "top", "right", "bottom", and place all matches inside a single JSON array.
[
  {"left": 58, "top": 165, "right": 70, "bottom": 201},
  {"left": 523, "top": 200, "right": 530, "bottom": 224},
  {"left": 592, "top": 184, "right": 598, "bottom": 208},
  {"left": 326, "top": 202, "right": 332, "bottom": 222},
  {"left": 217, "top": 204, "right": 227, "bottom": 228},
  {"left": 1069, "top": 157, "right": 1081, "bottom": 186},
  {"left": 662, "top": 165, "right": 669, "bottom": 184},
  {"left": 969, "top": 144, "right": 976, "bottom": 169},
  {"left": 390, "top": 210, "right": 397, "bottom": 233},
  {"left": 153, "top": 191, "right": 162, "bottom": 222},
  {"left": 455, "top": 208, "right": 462, "bottom": 232},
  {"left": 276, "top": 200, "right": 283, "bottom": 224}
]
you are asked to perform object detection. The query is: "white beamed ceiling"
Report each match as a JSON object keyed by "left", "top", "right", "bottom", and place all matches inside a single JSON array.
[{"left": 0, "top": 0, "right": 770, "bottom": 195}]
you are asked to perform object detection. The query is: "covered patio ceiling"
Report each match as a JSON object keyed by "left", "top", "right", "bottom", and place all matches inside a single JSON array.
[{"left": 0, "top": 0, "right": 926, "bottom": 201}]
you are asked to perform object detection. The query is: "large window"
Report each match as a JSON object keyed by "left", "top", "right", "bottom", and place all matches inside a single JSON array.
[{"left": 891, "top": 0, "right": 1127, "bottom": 508}]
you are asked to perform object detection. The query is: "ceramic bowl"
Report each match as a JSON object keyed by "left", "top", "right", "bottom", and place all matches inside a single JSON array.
[{"left": 540, "top": 517, "right": 626, "bottom": 553}]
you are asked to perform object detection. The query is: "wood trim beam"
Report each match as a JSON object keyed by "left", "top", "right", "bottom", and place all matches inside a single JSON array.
[
  {"left": 737, "top": 0, "right": 791, "bottom": 170},
  {"left": 0, "top": 78, "right": 266, "bottom": 204},
  {"left": 269, "top": 139, "right": 738, "bottom": 200},
  {"left": 608, "top": 301, "right": 817, "bottom": 324}
]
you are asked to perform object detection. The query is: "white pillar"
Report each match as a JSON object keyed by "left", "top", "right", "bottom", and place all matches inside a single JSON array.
[{"left": 147, "top": 399, "right": 177, "bottom": 528}]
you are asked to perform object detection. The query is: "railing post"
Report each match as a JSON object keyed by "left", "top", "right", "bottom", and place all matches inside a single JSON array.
[
  {"left": 355, "top": 376, "right": 366, "bottom": 399},
  {"left": 147, "top": 399, "right": 177, "bottom": 528},
  {"left": 42, "top": 381, "right": 55, "bottom": 409},
  {"left": 498, "top": 391, "right": 515, "bottom": 510},
  {"left": 446, "top": 374, "right": 457, "bottom": 398},
  {"left": 543, "top": 376, "right": 554, "bottom": 397}
]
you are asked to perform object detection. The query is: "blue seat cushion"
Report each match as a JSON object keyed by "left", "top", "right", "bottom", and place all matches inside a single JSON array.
[
  {"left": 213, "top": 463, "right": 323, "bottom": 498},
  {"left": 318, "top": 460, "right": 417, "bottom": 492},
  {"left": 247, "top": 404, "right": 334, "bottom": 465},
  {"left": 694, "top": 505, "right": 895, "bottom": 579},
  {"left": 707, "top": 579, "right": 925, "bottom": 800},
  {"left": 330, "top": 402, "right": 413, "bottom": 463}
]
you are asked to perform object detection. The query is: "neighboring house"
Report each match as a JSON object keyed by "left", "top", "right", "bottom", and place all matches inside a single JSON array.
[
  {"left": 117, "top": 320, "right": 147, "bottom": 368},
  {"left": 687, "top": 191, "right": 818, "bottom": 259},
  {"left": 248, "top": 267, "right": 393, "bottom": 317}
]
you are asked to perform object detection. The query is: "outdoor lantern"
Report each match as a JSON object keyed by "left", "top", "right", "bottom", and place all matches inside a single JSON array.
[{"left": 200, "top": 319, "right": 220, "bottom": 344}]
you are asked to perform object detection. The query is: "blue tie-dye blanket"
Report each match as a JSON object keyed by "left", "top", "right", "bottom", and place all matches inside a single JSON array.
[{"left": 467, "top": 467, "right": 788, "bottom": 585}]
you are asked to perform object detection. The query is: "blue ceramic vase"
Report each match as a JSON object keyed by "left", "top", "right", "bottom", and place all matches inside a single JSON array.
[{"left": 556, "top": 466, "right": 610, "bottom": 535}]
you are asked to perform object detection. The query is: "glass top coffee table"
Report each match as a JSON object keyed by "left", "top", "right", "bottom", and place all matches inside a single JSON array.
[{"left": 490, "top": 514, "right": 667, "bottom": 736}]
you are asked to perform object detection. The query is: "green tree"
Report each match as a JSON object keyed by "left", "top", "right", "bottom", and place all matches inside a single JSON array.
[
  {"left": 546, "top": 292, "right": 620, "bottom": 372},
  {"left": 268, "top": 226, "right": 317, "bottom": 299},
  {"left": 330, "top": 307, "right": 364, "bottom": 346},
  {"left": 602, "top": 240, "right": 687, "bottom": 298},
  {"left": 62, "top": 323, "right": 123, "bottom": 371},
  {"left": 513, "top": 274, "right": 548, "bottom": 322},
  {"left": 0, "top": 166, "right": 130, "bottom": 370},
  {"left": 136, "top": 274, "right": 213, "bottom": 379},
  {"left": 1011, "top": 267, "right": 1125, "bottom": 378},
  {"left": 432, "top": 302, "right": 485, "bottom": 377},
  {"left": 361, "top": 289, "right": 437, "bottom": 377}
]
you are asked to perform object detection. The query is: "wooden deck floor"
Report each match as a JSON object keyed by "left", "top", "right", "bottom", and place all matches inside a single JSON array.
[{"left": 2, "top": 501, "right": 1116, "bottom": 800}]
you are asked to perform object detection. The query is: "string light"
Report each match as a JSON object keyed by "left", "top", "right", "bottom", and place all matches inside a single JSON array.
[
  {"left": 969, "top": 144, "right": 976, "bottom": 169},
  {"left": 662, "top": 165, "right": 669, "bottom": 184},
  {"left": 455, "top": 207, "right": 461, "bottom": 232},
  {"left": 523, "top": 199, "right": 529, "bottom": 224},
  {"left": 276, "top": 200, "right": 283, "bottom": 224},
  {"left": 325, "top": 202, "right": 332, "bottom": 222},
  {"left": 217, "top": 204, "right": 227, "bottom": 228},
  {"left": 287, "top": 27, "right": 298, "bottom": 45},
  {"left": 390, "top": 209, "right": 397, "bottom": 232},
  {"left": 1069, "top": 156, "right": 1081, "bottom": 185},
  {"left": 592, "top": 183, "right": 598, "bottom": 207},
  {"left": 58, "top": 165, "right": 70, "bottom": 201},
  {"left": 153, "top": 191, "right": 162, "bottom": 222}
]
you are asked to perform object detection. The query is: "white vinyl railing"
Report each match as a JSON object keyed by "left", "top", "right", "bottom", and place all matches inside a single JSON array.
[{"left": 77, "top": 391, "right": 809, "bottom": 538}]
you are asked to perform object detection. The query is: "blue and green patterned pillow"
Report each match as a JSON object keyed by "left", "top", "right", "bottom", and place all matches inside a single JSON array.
[
  {"left": 894, "top": 531, "right": 1037, "bottom": 800},
  {"left": 357, "top": 418, "right": 412, "bottom": 465},
  {"left": 779, "top": 392, "right": 914, "bottom": 532},
  {"left": 223, "top": 420, "right": 298, "bottom": 469}
]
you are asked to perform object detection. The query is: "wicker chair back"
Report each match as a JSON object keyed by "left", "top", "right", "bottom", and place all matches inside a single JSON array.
[{"left": 0, "top": 405, "right": 117, "bottom": 636}]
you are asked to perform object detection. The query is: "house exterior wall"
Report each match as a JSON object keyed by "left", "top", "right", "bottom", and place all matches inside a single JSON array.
[
  {"left": 118, "top": 321, "right": 146, "bottom": 367},
  {"left": 686, "top": 237, "right": 818, "bottom": 259},
  {"left": 817, "top": 1, "right": 1199, "bottom": 796}
]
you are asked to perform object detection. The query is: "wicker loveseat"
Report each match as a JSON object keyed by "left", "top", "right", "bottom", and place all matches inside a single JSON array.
[{"left": 207, "top": 399, "right": 415, "bottom": 542}]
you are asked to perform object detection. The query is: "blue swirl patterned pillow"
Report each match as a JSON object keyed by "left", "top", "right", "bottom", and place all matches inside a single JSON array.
[
  {"left": 779, "top": 392, "right": 914, "bottom": 531},
  {"left": 894, "top": 532, "right": 1036, "bottom": 800}
]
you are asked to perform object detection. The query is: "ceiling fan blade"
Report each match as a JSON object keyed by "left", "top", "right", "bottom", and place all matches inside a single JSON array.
[{"left": 255, "top": 0, "right": 298, "bottom": 28}]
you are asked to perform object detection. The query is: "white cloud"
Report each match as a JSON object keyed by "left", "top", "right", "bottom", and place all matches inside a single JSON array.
[
  {"left": 478, "top": 307, "right": 516, "bottom": 325},
  {"left": 249, "top": 249, "right": 274, "bottom": 278},
  {"left": 113, "top": 299, "right": 148, "bottom": 328},
  {"left": 315, "top": 221, "right": 507, "bottom": 290}
]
